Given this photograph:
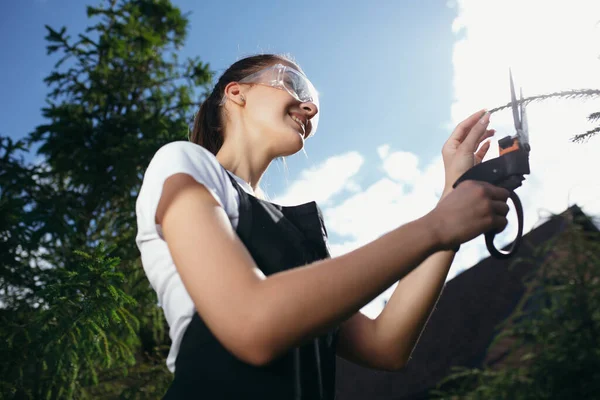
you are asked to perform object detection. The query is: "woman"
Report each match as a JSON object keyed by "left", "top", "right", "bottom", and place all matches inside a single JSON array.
[{"left": 135, "top": 53, "right": 508, "bottom": 399}]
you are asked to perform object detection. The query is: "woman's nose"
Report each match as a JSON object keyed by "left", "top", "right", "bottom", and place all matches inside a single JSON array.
[{"left": 301, "top": 101, "right": 318, "bottom": 119}]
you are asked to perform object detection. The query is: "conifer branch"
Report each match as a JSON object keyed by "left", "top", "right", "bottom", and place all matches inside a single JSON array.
[
  {"left": 487, "top": 89, "right": 600, "bottom": 142},
  {"left": 488, "top": 89, "right": 600, "bottom": 114}
]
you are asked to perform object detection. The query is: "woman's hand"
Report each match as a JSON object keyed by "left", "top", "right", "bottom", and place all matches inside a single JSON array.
[
  {"left": 430, "top": 180, "right": 510, "bottom": 250},
  {"left": 440, "top": 109, "right": 495, "bottom": 198}
]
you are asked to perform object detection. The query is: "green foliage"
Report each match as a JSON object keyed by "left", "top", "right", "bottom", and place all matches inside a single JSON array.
[
  {"left": 27, "top": 0, "right": 212, "bottom": 265},
  {"left": 2, "top": 243, "right": 139, "bottom": 399},
  {"left": 0, "top": 137, "right": 44, "bottom": 309},
  {"left": 1, "top": 0, "right": 212, "bottom": 398},
  {"left": 431, "top": 212, "right": 600, "bottom": 399}
]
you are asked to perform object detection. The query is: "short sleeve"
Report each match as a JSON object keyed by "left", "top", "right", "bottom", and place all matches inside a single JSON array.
[{"left": 135, "top": 141, "right": 234, "bottom": 240}]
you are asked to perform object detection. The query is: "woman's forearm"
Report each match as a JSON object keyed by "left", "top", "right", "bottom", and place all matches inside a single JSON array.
[
  {"left": 372, "top": 249, "right": 455, "bottom": 369},
  {"left": 370, "top": 189, "right": 456, "bottom": 368},
  {"left": 249, "top": 213, "right": 443, "bottom": 363}
]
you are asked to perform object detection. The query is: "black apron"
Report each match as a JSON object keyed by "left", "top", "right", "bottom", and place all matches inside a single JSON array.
[{"left": 163, "top": 172, "right": 340, "bottom": 399}]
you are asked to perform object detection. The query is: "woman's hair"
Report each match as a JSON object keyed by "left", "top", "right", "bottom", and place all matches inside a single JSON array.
[{"left": 189, "top": 53, "right": 302, "bottom": 155}]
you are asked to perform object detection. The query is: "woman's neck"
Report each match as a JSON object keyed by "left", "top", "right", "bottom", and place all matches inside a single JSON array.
[{"left": 216, "top": 138, "right": 272, "bottom": 192}]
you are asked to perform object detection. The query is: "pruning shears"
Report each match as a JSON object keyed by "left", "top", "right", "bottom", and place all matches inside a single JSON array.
[{"left": 453, "top": 70, "right": 531, "bottom": 259}]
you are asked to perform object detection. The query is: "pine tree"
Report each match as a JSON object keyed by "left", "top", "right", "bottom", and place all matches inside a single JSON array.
[{"left": 1, "top": 0, "right": 212, "bottom": 397}]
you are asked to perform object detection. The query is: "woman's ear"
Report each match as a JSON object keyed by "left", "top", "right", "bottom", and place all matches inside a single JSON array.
[{"left": 223, "top": 82, "right": 246, "bottom": 106}]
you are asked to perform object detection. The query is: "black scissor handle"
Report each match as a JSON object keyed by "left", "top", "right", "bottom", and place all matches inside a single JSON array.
[
  {"left": 484, "top": 190, "right": 524, "bottom": 259},
  {"left": 451, "top": 150, "right": 529, "bottom": 259}
]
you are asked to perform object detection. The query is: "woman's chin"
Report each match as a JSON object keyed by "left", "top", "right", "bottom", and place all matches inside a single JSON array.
[
  {"left": 264, "top": 126, "right": 306, "bottom": 158},
  {"left": 275, "top": 133, "right": 304, "bottom": 157}
]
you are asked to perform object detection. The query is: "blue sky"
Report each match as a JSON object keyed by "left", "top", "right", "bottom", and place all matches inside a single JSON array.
[
  {"left": 1, "top": 0, "right": 456, "bottom": 164},
  {"left": 3, "top": 0, "right": 600, "bottom": 316}
]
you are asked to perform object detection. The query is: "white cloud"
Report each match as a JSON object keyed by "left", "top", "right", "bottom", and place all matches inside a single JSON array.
[
  {"left": 323, "top": 150, "right": 442, "bottom": 245},
  {"left": 380, "top": 150, "right": 421, "bottom": 186},
  {"left": 377, "top": 144, "right": 391, "bottom": 159},
  {"left": 271, "top": 152, "right": 364, "bottom": 206}
]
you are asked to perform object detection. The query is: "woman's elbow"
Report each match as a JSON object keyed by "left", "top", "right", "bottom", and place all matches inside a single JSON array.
[
  {"left": 385, "top": 357, "right": 408, "bottom": 372},
  {"left": 237, "top": 339, "right": 277, "bottom": 367},
  {"left": 377, "top": 351, "right": 409, "bottom": 372},
  {"left": 221, "top": 311, "right": 281, "bottom": 367}
]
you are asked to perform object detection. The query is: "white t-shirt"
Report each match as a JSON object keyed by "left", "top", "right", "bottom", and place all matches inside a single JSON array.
[{"left": 135, "top": 141, "right": 255, "bottom": 373}]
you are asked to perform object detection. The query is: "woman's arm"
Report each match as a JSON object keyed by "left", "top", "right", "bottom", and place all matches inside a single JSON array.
[
  {"left": 158, "top": 172, "right": 508, "bottom": 367},
  {"left": 335, "top": 240, "right": 455, "bottom": 371},
  {"left": 335, "top": 110, "right": 500, "bottom": 371},
  {"left": 335, "top": 189, "right": 457, "bottom": 372}
]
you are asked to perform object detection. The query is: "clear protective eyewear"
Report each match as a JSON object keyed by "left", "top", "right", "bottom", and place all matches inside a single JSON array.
[{"left": 220, "top": 63, "right": 320, "bottom": 137}]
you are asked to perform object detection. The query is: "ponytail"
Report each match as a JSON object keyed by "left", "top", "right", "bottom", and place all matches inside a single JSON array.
[{"left": 190, "top": 91, "right": 223, "bottom": 155}]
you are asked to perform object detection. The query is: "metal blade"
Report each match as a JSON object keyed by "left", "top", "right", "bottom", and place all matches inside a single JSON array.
[
  {"left": 509, "top": 69, "right": 521, "bottom": 132},
  {"left": 520, "top": 88, "right": 529, "bottom": 145}
]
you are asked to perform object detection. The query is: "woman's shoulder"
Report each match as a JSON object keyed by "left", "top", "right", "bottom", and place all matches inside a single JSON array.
[
  {"left": 137, "top": 141, "right": 237, "bottom": 220},
  {"left": 149, "top": 140, "right": 220, "bottom": 169},
  {"left": 142, "top": 141, "right": 230, "bottom": 185}
]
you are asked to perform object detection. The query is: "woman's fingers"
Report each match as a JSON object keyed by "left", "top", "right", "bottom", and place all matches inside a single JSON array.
[
  {"left": 491, "top": 200, "right": 510, "bottom": 233},
  {"left": 448, "top": 109, "right": 488, "bottom": 143},
  {"left": 478, "top": 129, "right": 495, "bottom": 146},
  {"left": 474, "top": 129, "right": 495, "bottom": 163},
  {"left": 474, "top": 140, "right": 491, "bottom": 164},
  {"left": 461, "top": 111, "right": 491, "bottom": 152},
  {"left": 492, "top": 199, "right": 510, "bottom": 216},
  {"left": 485, "top": 183, "right": 511, "bottom": 201}
]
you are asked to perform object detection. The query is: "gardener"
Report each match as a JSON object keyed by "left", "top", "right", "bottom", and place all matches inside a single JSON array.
[{"left": 134, "top": 53, "right": 508, "bottom": 399}]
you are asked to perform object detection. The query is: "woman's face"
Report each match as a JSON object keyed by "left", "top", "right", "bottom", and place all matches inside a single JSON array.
[{"left": 240, "top": 64, "right": 319, "bottom": 157}]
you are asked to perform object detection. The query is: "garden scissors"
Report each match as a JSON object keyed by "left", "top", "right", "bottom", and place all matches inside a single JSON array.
[{"left": 453, "top": 69, "right": 531, "bottom": 259}]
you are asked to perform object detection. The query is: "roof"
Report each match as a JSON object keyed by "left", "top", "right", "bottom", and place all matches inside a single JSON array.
[{"left": 335, "top": 204, "right": 597, "bottom": 400}]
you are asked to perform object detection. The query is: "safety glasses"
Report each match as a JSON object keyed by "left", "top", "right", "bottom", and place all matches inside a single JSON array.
[{"left": 220, "top": 63, "right": 320, "bottom": 136}]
